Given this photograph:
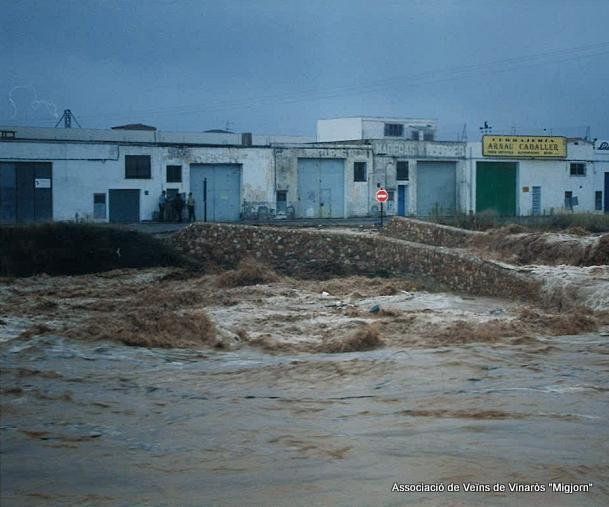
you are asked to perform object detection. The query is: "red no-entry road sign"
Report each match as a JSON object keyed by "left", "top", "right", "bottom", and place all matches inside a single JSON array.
[{"left": 376, "top": 188, "right": 389, "bottom": 203}]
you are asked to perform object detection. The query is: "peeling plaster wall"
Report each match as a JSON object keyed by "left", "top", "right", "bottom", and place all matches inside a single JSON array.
[
  {"left": 370, "top": 140, "right": 466, "bottom": 216},
  {"left": 273, "top": 145, "right": 373, "bottom": 217},
  {"left": 161, "top": 146, "right": 275, "bottom": 212},
  {"left": 467, "top": 141, "right": 600, "bottom": 215}
]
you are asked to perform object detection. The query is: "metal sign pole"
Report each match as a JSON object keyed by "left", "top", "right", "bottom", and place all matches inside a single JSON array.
[{"left": 380, "top": 201, "right": 384, "bottom": 228}]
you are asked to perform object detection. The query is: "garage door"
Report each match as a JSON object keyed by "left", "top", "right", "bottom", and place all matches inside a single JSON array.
[
  {"left": 0, "top": 162, "right": 52, "bottom": 223},
  {"left": 297, "top": 159, "right": 345, "bottom": 218},
  {"left": 476, "top": 162, "right": 517, "bottom": 216},
  {"left": 109, "top": 189, "right": 140, "bottom": 223},
  {"left": 416, "top": 161, "right": 456, "bottom": 216},
  {"left": 190, "top": 164, "right": 241, "bottom": 222}
]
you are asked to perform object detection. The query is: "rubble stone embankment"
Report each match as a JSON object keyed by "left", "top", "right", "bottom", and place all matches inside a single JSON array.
[{"left": 173, "top": 223, "right": 539, "bottom": 301}]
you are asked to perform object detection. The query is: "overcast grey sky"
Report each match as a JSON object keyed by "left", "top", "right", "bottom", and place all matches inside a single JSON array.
[{"left": 1, "top": 0, "right": 608, "bottom": 139}]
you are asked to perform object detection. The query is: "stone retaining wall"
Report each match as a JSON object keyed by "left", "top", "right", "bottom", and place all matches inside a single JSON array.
[
  {"left": 382, "top": 217, "right": 480, "bottom": 247},
  {"left": 173, "top": 223, "right": 540, "bottom": 302}
]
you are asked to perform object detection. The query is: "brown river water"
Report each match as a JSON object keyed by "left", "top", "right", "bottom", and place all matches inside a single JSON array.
[{"left": 1, "top": 330, "right": 608, "bottom": 506}]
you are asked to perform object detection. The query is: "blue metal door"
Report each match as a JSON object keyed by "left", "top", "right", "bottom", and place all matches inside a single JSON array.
[
  {"left": 109, "top": 189, "right": 140, "bottom": 223},
  {"left": 416, "top": 161, "right": 456, "bottom": 216},
  {"left": 532, "top": 186, "right": 541, "bottom": 215},
  {"left": 605, "top": 173, "right": 609, "bottom": 213},
  {"left": 297, "top": 159, "right": 344, "bottom": 218},
  {"left": 397, "top": 185, "right": 408, "bottom": 216},
  {"left": 190, "top": 164, "right": 241, "bottom": 222},
  {"left": 0, "top": 162, "right": 52, "bottom": 223}
]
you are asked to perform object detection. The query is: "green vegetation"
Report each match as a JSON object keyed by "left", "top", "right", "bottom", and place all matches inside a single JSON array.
[
  {"left": 0, "top": 223, "right": 190, "bottom": 277},
  {"left": 426, "top": 212, "right": 609, "bottom": 233}
]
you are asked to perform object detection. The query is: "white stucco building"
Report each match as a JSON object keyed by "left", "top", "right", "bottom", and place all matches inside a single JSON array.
[{"left": 1, "top": 120, "right": 607, "bottom": 224}]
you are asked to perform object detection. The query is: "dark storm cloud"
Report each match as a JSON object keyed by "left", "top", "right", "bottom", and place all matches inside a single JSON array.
[{"left": 1, "top": 0, "right": 608, "bottom": 138}]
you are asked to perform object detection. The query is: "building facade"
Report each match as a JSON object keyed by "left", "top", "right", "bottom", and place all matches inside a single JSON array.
[{"left": 1, "top": 120, "right": 607, "bottom": 224}]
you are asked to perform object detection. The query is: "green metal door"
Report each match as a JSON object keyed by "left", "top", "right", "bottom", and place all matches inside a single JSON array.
[{"left": 476, "top": 162, "right": 517, "bottom": 216}]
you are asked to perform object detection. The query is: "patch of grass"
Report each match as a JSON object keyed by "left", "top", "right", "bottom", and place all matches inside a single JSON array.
[
  {"left": 426, "top": 212, "right": 609, "bottom": 233},
  {"left": 0, "top": 223, "right": 192, "bottom": 277}
]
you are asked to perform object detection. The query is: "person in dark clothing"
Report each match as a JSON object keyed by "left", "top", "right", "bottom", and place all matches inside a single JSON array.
[
  {"left": 174, "top": 193, "right": 184, "bottom": 222},
  {"left": 158, "top": 190, "right": 167, "bottom": 222},
  {"left": 187, "top": 192, "right": 196, "bottom": 222}
]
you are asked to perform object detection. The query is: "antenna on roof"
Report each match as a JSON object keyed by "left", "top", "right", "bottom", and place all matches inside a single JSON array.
[
  {"left": 479, "top": 121, "right": 492, "bottom": 135},
  {"left": 55, "top": 109, "right": 81, "bottom": 128}
]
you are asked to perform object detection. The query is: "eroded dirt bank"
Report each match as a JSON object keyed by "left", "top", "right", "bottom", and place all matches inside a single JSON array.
[{"left": 1, "top": 265, "right": 606, "bottom": 353}]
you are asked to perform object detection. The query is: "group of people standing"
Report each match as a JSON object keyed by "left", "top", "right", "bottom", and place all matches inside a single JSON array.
[{"left": 158, "top": 191, "right": 196, "bottom": 222}]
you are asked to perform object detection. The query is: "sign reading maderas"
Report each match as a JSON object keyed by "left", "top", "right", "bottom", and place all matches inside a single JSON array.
[{"left": 483, "top": 135, "right": 567, "bottom": 158}]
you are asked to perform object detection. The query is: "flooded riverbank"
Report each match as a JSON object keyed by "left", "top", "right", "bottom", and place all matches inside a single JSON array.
[
  {"left": 1, "top": 265, "right": 608, "bottom": 506},
  {"left": 1, "top": 331, "right": 608, "bottom": 506}
]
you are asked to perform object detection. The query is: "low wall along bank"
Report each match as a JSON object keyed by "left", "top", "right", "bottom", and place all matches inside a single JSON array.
[{"left": 173, "top": 223, "right": 539, "bottom": 301}]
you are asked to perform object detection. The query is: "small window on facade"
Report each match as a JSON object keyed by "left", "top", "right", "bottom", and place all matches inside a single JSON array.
[
  {"left": 396, "top": 161, "right": 409, "bottom": 180},
  {"left": 354, "top": 161, "right": 367, "bottom": 182},
  {"left": 384, "top": 123, "right": 404, "bottom": 137},
  {"left": 569, "top": 162, "right": 586, "bottom": 176},
  {"left": 423, "top": 131, "right": 434, "bottom": 141},
  {"left": 411, "top": 130, "right": 420, "bottom": 141},
  {"left": 387, "top": 190, "right": 395, "bottom": 201},
  {"left": 166, "top": 165, "right": 182, "bottom": 183},
  {"left": 125, "top": 155, "right": 151, "bottom": 179},
  {"left": 93, "top": 193, "right": 106, "bottom": 219},
  {"left": 595, "top": 191, "right": 603, "bottom": 211}
]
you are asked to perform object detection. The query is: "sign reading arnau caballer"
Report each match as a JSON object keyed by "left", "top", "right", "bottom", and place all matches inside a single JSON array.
[{"left": 482, "top": 135, "right": 567, "bottom": 159}]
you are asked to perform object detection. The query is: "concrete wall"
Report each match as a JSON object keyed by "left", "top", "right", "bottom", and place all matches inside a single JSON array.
[
  {"left": 0, "top": 139, "right": 275, "bottom": 222},
  {"left": 467, "top": 140, "right": 601, "bottom": 215},
  {"left": 316, "top": 118, "right": 363, "bottom": 142},
  {"left": 316, "top": 117, "right": 438, "bottom": 142},
  {"left": 173, "top": 223, "right": 540, "bottom": 301},
  {"left": 383, "top": 217, "right": 479, "bottom": 247},
  {"left": 370, "top": 140, "right": 466, "bottom": 215},
  {"left": 274, "top": 144, "right": 373, "bottom": 217}
]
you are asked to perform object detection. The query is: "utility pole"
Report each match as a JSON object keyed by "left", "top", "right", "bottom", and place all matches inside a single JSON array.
[
  {"left": 55, "top": 109, "right": 81, "bottom": 128},
  {"left": 461, "top": 123, "right": 467, "bottom": 142}
]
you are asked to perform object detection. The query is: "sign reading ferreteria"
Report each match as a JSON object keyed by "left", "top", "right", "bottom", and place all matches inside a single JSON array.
[{"left": 482, "top": 135, "right": 567, "bottom": 159}]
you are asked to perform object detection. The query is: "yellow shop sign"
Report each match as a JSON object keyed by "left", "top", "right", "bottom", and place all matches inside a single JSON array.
[{"left": 482, "top": 135, "right": 566, "bottom": 158}]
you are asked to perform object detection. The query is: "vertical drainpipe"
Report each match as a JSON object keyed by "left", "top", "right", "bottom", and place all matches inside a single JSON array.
[
  {"left": 273, "top": 146, "right": 277, "bottom": 213},
  {"left": 469, "top": 146, "right": 473, "bottom": 214}
]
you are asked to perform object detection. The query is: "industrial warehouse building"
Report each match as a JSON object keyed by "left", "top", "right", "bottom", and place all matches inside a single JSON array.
[{"left": 1, "top": 118, "right": 607, "bottom": 223}]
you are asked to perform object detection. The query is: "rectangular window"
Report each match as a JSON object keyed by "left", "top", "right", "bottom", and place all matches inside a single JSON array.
[
  {"left": 411, "top": 130, "right": 420, "bottom": 141},
  {"left": 423, "top": 131, "right": 434, "bottom": 141},
  {"left": 569, "top": 162, "right": 586, "bottom": 176},
  {"left": 396, "top": 161, "right": 409, "bottom": 180},
  {"left": 125, "top": 155, "right": 151, "bottom": 179},
  {"left": 93, "top": 193, "right": 106, "bottom": 219},
  {"left": 384, "top": 123, "right": 404, "bottom": 137},
  {"left": 166, "top": 165, "right": 182, "bottom": 183},
  {"left": 354, "top": 162, "right": 367, "bottom": 182},
  {"left": 387, "top": 190, "right": 395, "bottom": 201},
  {"left": 595, "top": 191, "right": 603, "bottom": 211}
]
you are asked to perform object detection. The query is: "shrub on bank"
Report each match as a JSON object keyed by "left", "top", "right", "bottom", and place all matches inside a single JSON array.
[{"left": 0, "top": 222, "right": 190, "bottom": 277}]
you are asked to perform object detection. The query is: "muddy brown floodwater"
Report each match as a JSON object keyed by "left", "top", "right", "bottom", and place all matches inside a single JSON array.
[{"left": 1, "top": 268, "right": 608, "bottom": 506}]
